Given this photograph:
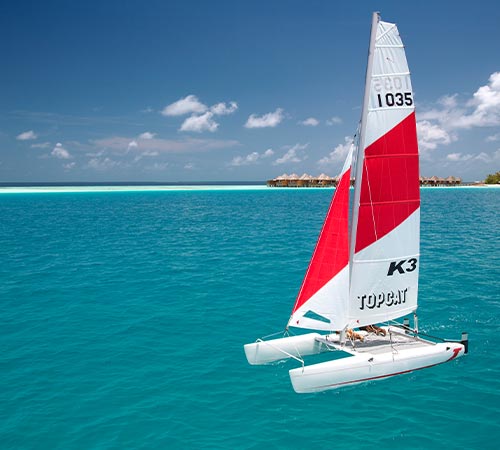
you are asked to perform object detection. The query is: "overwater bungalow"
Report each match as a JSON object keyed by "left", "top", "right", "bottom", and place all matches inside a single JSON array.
[
  {"left": 267, "top": 174, "right": 461, "bottom": 187},
  {"left": 419, "top": 175, "right": 462, "bottom": 186}
]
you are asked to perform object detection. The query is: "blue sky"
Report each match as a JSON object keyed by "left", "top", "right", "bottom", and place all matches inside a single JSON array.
[{"left": 1, "top": 0, "right": 499, "bottom": 182}]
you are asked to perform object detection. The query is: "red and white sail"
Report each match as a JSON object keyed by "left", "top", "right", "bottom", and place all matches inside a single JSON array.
[
  {"left": 288, "top": 15, "right": 420, "bottom": 332},
  {"left": 348, "top": 15, "right": 420, "bottom": 327},
  {"left": 288, "top": 144, "right": 354, "bottom": 331},
  {"left": 245, "top": 13, "right": 464, "bottom": 392}
]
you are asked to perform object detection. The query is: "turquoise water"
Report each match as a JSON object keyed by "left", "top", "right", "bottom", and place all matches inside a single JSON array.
[{"left": 1, "top": 187, "right": 499, "bottom": 449}]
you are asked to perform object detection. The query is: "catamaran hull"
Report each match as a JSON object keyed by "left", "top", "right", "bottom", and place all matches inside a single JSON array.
[
  {"left": 244, "top": 333, "right": 322, "bottom": 365},
  {"left": 289, "top": 342, "right": 464, "bottom": 393}
]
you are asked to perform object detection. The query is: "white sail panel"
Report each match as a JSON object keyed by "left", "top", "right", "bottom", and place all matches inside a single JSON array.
[
  {"left": 290, "top": 265, "right": 349, "bottom": 331},
  {"left": 365, "top": 20, "right": 414, "bottom": 148},
  {"left": 349, "top": 210, "right": 419, "bottom": 327}
]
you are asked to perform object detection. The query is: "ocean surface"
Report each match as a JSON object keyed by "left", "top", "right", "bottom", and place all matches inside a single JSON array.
[{"left": 1, "top": 186, "right": 499, "bottom": 449}]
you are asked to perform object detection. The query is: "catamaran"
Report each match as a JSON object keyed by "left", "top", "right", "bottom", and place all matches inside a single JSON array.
[{"left": 244, "top": 12, "right": 468, "bottom": 393}]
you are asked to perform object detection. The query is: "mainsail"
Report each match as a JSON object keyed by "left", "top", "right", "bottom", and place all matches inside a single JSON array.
[
  {"left": 245, "top": 12, "right": 466, "bottom": 392},
  {"left": 348, "top": 15, "right": 420, "bottom": 327},
  {"left": 288, "top": 144, "right": 353, "bottom": 331}
]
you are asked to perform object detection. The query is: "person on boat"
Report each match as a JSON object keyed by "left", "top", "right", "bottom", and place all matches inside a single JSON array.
[
  {"left": 346, "top": 325, "right": 387, "bottom": 342},
  {"left": 346, "top": 329, "right": 364, "bottom": 342},
  {"left": 360, "top": 324, "right": 387, "bottom": 336}
]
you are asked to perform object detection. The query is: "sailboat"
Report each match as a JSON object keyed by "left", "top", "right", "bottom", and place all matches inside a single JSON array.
[{"left": 244, "top": 12, "right": 468, "bottom": 393}]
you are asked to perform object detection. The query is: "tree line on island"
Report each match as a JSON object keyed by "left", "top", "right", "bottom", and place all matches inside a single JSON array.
[{"left": 485, "top": 171, "right": 500, "bottom": 184}]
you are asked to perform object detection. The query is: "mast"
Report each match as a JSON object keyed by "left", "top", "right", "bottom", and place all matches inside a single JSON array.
[{"left": 349, "top": 12, "right": 380, "bottom": 279}]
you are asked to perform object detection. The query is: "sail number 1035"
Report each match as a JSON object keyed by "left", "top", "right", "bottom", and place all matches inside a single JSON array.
[{"left": 376, "top": 92, "right": 413, "bottom": 108}]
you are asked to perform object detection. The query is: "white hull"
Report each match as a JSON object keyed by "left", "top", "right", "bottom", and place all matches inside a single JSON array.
[
  {"left": 244, "top": 333, "right": 322, "bottom": 365},
  {"left": 289, "top": 341, "right": 465, "bottom": 393}
]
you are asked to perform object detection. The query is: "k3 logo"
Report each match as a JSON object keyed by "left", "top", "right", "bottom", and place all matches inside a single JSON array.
[{"left": 387, "top": 258, "right": 418, "bottom": 276}]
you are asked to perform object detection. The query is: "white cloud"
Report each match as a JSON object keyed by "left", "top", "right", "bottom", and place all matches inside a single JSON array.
[
  {"left": 486, "top": 133, "right": 500, "bottom": 142},
  {"left": 133, "top": 150, "right": 159, "bottom": 163},
  {"left": 51, "top": 143, "right": 71, "bottom": 159},
  {"left": 245, "top": 108, "right": 284, "bottom": 128},
  {"left": 87, "top": 157, "right": 121, "bottom": 171},
  {"left": 184, "top": 162, "right": 195, "bottom": 170},
  {"left": 274, "top": 143, "right": 308, "bottom": 165},
  {"left": 446, "top": 152, "right": 473, "bottom": 162},
  {"left": 211, "top": 101, "right": 238, "bottom": 115},
  {"left": 161, "top": 94, "right": 208, "bottom": 116},
  {"left": 229, "top": 148, "right": 274, "bottom": 167},
  {"left": 436, "top": 94, "right": 459, "bottom": 110},
  {"left": 300, "top": 117, "right": 319, "bottom": 127},
  {"left": 144, "top": 162, "right": 169, "bottom": 171},
  {"left": 63, "top": 162, "right": 76, "bottom": 170},
  {"left": 318, "top": 137, "right": 352, "bottom": 166},
  {"left": 31, "top": 142, "right": 50, "bottom": 149},
  {"left": 413, "top": 72, "right": 500, "bottom": 177},
  {"left": 17, "top": 130, "right": 37, "bottom": 140},
  {"left": 464, "top": 71, "right": 500, "bottom": 127},
  {"left": 416, "top": 120, "right": 455, "bottom": 152},
  {"left": 162, "top": 96, "right": 237, "bottom": 132},
  {"left": 128, "top": 140, "right": 138, "bottom": 150},
  {"left": 420, "top": 72, "right": 500, "bottom": 132},
  {"left": 85, "top": 150, "right": 103, "bottom": 158},
  {"left": 475, "top": 152, "right": 492, "bottom": 163},
  {"left": 230, "top": 152, "right": 259, "bottom": 166},
  {"left": 326, "top": 116, "right": 342, "bottom": 126},
  {"left": 418, "top": 96, "right": 458, "bottom": 123},
  {"left": 446, "top": 151, "right": 498, "bottom": 163},
  {"left": 180, "top": 111, "right": 218, "bottom": 132},
  {"left": 93, "top": 136, "right": 239, "bottom": 154},
  {"left": 139, "top": 131, "right": 156, "bottom": 139}
]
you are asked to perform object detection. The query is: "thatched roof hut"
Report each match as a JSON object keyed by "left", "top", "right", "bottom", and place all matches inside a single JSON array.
[{"left": 269, "top": 172, "right": 461, "bottom": 188}]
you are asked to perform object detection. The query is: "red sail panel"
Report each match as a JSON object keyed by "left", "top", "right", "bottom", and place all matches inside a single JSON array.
[
  {"left": 292, "top": 166, "right": 350, "bottom": 314},
  {"left": 355, "top": 112, "right": 420, "bottom": 254}
]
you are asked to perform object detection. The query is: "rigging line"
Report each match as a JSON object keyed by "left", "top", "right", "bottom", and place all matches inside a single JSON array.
[
  {"left": 261, "top": 329, "right": 288, "bottom": 340},
  {"left": 388, "top": 320, "right": 449, "bottom": 343},
  {"left": 292, "top": 340, "right": 304, "bottom": 366},
  {"left": 256, "top": 338, "right": 305, "bottom": 366},
  {"left": 389, "top": 328, "right": 399, "bottom": 357}
]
